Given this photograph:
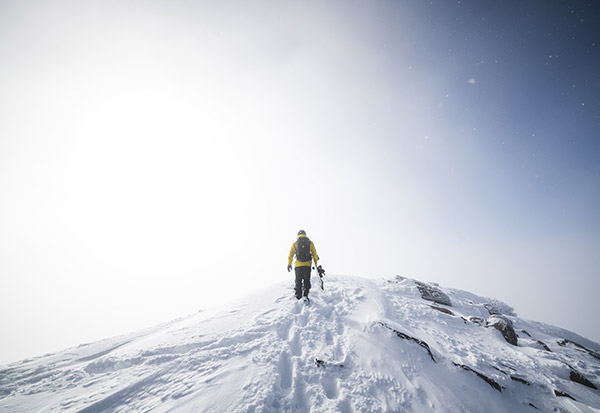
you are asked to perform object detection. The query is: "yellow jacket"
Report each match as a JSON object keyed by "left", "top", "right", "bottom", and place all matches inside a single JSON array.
[{"left": 288, "top": 234, "right": 319, "bottom": 267}]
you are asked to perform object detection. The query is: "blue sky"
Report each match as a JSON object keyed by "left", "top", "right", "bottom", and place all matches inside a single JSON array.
[{"left": 1, "top": 0, "right": 598, "bottom": 364}]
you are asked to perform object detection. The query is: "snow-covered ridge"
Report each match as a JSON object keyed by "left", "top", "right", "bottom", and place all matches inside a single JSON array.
[{"left": 1, "top": 275, "right": 599, "bottom": 412}]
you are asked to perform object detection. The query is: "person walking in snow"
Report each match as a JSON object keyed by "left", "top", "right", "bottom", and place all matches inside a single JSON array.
[{"left": 288, "top": 230, "right": 319, "bottom": 301}]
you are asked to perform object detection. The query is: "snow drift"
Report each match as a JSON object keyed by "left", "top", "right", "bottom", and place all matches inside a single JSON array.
[{"left": 1, "top": 275, "right": 599, "bottom": 412}]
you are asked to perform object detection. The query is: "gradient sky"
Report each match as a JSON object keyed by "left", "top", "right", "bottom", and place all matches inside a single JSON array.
[{"left": 1, "top": 0, "right": 599, "bottom": 364}]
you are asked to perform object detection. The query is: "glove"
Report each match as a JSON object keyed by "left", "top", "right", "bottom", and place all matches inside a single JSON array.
[{"left": 287, "top": 265, "right": 292, "bottom": 272}]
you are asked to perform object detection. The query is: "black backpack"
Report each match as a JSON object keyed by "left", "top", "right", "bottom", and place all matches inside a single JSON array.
[{"left": 296, "top": 237, "right": 312, "bottom": 262}]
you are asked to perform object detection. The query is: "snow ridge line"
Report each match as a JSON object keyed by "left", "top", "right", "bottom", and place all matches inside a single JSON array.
[
  {"left": 76, "top": 341, "right": 133, "bottom": 363},
  {"left": 1, "top": 275, "right": 600, "bottom": 412}
]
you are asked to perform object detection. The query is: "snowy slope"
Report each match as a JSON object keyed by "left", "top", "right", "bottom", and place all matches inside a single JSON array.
[{"left": 1, "top": 275, "right": 599, "bottom": 412}]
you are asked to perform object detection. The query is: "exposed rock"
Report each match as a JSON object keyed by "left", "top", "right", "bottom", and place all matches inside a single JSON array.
[
  {"left": 430, "top": 305, "right": 455, "bottom": 316},
  {"left": 315, "top": 358, "right": 344, "bottom": 368},
  {"left": 484, "top": 303, "right": 500, "bottom": 315},
  {"left": 570, "top": 370, "right": 597, "bottom": 389},
  {"left": 536, "top": 341, "right": 551, "bottom": 352},
  {"left": 554, "top": 389, "right": 576, "bottom": 400},
  {"left": 453, "top": 363, "right": 503, "bottom": 392},
  {"left": 378, "top": 322, "right": 436, "bottom": 362},
  {"left": 483, "top": 299, "right": 516, "bottom": 316},
  {"left": 520, "top": 330, "right": 531, "bottom": 337},
  {"left": 510, "top": 376, "right": 531, "bottom": 386},
  {"left": 485, "top": 315, "right": 518, "bottom": 346},
  {"left": 415, "top": 281, "right": 452, "bottom": 306},
  {"left": 558, "top": 339, "right": 600, "bottom": 361},
  {"left": 466, "top": 316, "right": 484, "bottom": 325}
]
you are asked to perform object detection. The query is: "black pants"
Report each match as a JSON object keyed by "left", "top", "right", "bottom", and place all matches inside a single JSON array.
[{"left": 294, "top": 266, "right": 312, "bottom": 299}]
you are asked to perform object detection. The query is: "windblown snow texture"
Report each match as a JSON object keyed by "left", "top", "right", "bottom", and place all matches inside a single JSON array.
[{"left": 1, "top": 276, "right": 599, "bottom": 412}]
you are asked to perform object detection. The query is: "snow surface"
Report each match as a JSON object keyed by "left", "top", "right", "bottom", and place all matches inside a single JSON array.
[{"left": 1, "top": 275, "right": 599, "bottom": 412}]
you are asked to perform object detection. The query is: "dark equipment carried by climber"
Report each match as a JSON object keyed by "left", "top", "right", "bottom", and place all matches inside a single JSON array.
[{"left": 315, "top": 265, "right": 325, "bottom": 290}]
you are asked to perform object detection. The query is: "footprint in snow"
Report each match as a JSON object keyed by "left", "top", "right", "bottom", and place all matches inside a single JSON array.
[
  {"left": 290, "top": 330, "right": 302, "bottom": 356},
  {"left": 277, "top": 351, "right": 293, "bottom": 390},
  {"left": 321, "top": 375, "right": 339, "bottom": 399},
  {"left": 277, "top": 320, "right": 292, "bottom": 341},
  {"left": 297, "top": 312, "right": 309, "bottom": 327},
  {"left": 292, "top": 302, "right": 303, "bottom": 315},
  {"left": 337, "top": 399, "right": 352, "bottom": 413},
  {"left": 325, "top": 330, "right": 334, "bottom": 345}
]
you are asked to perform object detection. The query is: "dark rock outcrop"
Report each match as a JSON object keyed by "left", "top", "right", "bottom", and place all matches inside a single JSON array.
[
  {"left": 558, "top": 339, "right": 600, "bottom": 361},
  {"left": 315, "top": 358, "right": 344, "bottom": 368},
  {"left": 510, "top": 376, "right": 531, "bottom": 386},
  {"left": 466, "top": 316, "right": 484, "bottom": 325},
  {"left": 415, "top": 281, "right": 452, "bottom": 306},
  {"left": 554, "top": 389, "right": 576, "bottom": 400},
  {"left": 378, "top": 322, "right": 436, "bottom": 362},
  {"left": 536, "top": 341, "right": 551, "bottom": 352},
  {"left": 453, "top": 363, "right": 503, "bottom": 392},
  {"left": 485, "top": 315, "right": 518, "bottom": 346},
  {"left": 570, "top": 370, "right": 597, "bottom": 389},
  {"left": 484, "top": 303, "right": 500, "bottom": 315},
  {"left": 483, "top": 300, "right": 516, "bottom": 316},
  {"left": 430, "top": 305, "right": 455, "bottom": 316}
]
